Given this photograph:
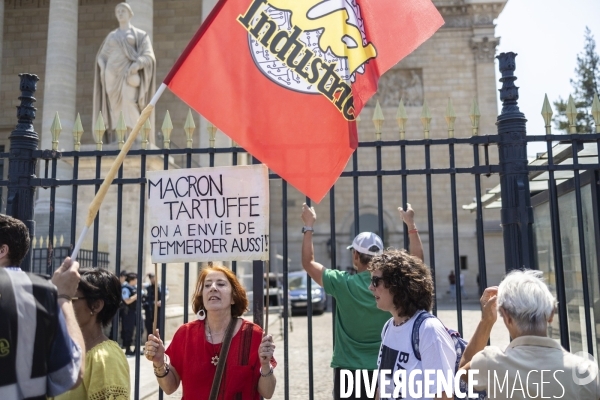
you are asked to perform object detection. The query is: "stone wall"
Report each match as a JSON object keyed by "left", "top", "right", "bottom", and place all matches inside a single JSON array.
[
  {"left": 0, "top": 3, "right": 49, "bottom": 146},
  {"left": 0, "top": 0, "right": 203, "bottom": 149}
]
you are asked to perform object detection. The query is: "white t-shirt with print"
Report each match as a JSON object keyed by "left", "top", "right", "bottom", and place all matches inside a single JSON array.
[{"left": 377, "top": 312, "right": 457, "bottom": 400}]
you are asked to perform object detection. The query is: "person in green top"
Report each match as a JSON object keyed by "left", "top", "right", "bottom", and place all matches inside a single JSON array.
[{"left": 301, "top": 203, "right": 423, "bottom": 400}]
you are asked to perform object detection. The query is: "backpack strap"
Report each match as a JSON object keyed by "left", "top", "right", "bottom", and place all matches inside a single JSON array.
[
  {"left": 382, "top": 318, "right": 392, "bottom": 337},
  {"left": 411, "top": 311, "right": 435, "bottom": 361}
]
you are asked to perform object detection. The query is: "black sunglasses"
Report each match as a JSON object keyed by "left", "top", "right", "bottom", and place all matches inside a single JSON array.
[{"left": 371, "top": 276, "right": 384, "bottom": 288}]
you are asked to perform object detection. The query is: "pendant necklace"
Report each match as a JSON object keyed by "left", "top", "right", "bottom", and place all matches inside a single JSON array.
[
  {"left": 392, "top": 317, "right": 410, "bottom": 327},
  {"left": 207, "top": 322, "right": 224, "bottom": 366}
]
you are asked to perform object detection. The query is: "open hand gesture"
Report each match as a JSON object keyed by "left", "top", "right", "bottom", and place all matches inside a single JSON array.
[
  {"left": 480, "top": 287, "right": 498, "bottom": 324},
  {"left": 302, "top": 203, "right": 316, "bottom": 227},
  {"left": 398, "top": 203, "right": 416, "bottom": 230}
]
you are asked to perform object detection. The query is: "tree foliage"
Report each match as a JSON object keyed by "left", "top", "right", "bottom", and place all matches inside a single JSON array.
[{"left": 553, "top": 27, "right": 599, "bottom": 133}]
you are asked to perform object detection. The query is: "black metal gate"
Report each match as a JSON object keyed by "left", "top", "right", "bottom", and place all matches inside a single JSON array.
[{"left": 3, "top": 52, "right": 600, "bottom": 399}]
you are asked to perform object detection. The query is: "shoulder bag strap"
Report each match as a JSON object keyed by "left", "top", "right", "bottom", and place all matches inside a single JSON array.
[{"left": 209, "top": 317, "right": 238, "bottom": 400}]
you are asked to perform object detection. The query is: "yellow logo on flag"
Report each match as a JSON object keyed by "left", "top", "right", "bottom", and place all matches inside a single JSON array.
[
  {"left": 238, "top": 0, "right": 377, "bottom": 121},
  {"left": 268, "top": 0, "right": 376, "bottom": 74}
]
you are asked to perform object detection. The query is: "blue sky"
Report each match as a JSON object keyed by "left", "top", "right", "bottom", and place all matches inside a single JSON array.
[{"left": 495, "top": 0, "right": 600, "bottom": 156}]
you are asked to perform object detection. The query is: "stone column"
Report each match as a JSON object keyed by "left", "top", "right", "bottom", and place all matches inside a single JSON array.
[
  {"left": 0, "top": 0, "right": 4, "bottom": 93},
  {"left": 471, "top": 33, "right": 500, "bottom": 137},
  {"left": 469, "top": 1, "right": 504, "bottom": 137},
  {"left": 35, "top": 0, "right": 78, "bottom": 247}
]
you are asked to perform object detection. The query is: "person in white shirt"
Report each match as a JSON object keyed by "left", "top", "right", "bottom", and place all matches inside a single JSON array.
[
  {"left": 368, "top": 249, "right": 455, "bottom": 400},
  {"left": 459, "top": 273, "right": 468, "bottom": 299},
  {"left": 458, "top": 270, "right": 600, "bottom": 400}
]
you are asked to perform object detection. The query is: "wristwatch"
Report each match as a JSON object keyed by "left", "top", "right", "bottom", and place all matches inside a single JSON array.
[{"left": 302, "top": 226, "right": 314, "bottom": 234}]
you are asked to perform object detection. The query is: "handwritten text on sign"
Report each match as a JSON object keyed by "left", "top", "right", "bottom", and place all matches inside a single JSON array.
[{"left": 147, "top": 165, "right": 269, "bottom": 263}]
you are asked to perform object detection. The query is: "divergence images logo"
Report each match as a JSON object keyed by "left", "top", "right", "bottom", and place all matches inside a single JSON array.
[
  {"left": 572, "top": 351, "right": 599, "bottom": 386},
  {"left": 238, "top": 0, "right": 377, "bottom": 121}
]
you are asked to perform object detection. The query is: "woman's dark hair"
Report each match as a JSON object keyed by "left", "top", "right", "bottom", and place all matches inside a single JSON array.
[
  {"left": 368, "top": 249, "right": 434, "bottom": 318},
  {"left": 78, "top": 267, "right": 122, "bottom": 327}
]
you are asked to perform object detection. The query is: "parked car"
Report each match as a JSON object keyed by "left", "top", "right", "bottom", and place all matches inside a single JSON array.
[
  {"left": 244, "top": 272, "right": 289, "bottom": 316},
  {"left": 288, "top": 271, "right": 326, "bottom": 315}
]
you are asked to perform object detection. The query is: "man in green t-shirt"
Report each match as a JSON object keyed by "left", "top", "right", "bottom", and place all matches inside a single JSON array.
[{"left": 301, "top": 203, "right": 423, "bottom": 399}]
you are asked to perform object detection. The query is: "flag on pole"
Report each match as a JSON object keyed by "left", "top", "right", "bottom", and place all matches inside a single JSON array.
[{"left": 164, "top": 0, "right": 443, "bottom": 202}]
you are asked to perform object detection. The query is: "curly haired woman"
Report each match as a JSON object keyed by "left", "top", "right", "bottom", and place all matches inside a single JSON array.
[{"left": 368, "top": 249, "right": 455, "bottom": 400}]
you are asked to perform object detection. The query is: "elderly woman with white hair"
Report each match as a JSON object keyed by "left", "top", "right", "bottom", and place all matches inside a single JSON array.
[{"left": 458, "top": 269, "right": 600, "bottom": 400}]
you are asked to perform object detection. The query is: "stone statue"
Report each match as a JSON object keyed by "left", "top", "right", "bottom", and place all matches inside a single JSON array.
[{"left": 93, "top": 2, "right": 155, "bottom": 142}]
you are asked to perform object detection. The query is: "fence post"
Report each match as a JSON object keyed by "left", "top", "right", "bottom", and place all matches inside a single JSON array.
[
  {"left": 496, "top": 53, "right": 535, "bottom": 272},
  {"left": 6, "top": 73, "right": 40, "bottom": 272}
]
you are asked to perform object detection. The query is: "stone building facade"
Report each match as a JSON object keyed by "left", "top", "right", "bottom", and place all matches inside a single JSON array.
[{"left": 0, "top": 0, "right": 508, "bottom": 338}]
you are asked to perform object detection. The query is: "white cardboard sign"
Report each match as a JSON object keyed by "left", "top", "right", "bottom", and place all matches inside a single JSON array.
[{"left": 147, "top": 164, "right": 269, "bottom": 263}]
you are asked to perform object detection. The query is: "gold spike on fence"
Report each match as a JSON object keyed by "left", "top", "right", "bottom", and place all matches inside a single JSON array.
[
  {"left": 94, "top": 111, "right": 105, "bottom": 150},
  {"left": 60, "top": 235, "right": 64, "bottom": 247},
  {"left": 184, "top": 109, "right": 196, "bottom": 149},
  {"left": 445, "top": 99, "right": 456, "bottom": 138},
  {"left": 73, "top": 113, "right": 84, "bottom": 151},
  {"left": 116, "top": 111, "right": 127, "bottom": 150},
  {"left": 396, "top": 98, "right": 407, "bottom": 140},
  {"left": 39, "top": 236, "right": 44, "bottom": 249},
  {"left": 420, "top": 100, "right": 431, "bottom": 139},
  {"left": 592, "top": 93, "right": 600, "bottom": 134},
  {"left": 50, "top": 112, "right": 61, "bottom": 151},
  {"left": 372, "top": 100, "right": 384, "bottom": 141},
  {"left": 469, "top": 98, "right": 480, "bottom": 136},
  {"left": 141, "top": 119, "right": 151, "bottom": 150},
  {"left": 566, "top": 95, "right": 577, "bottom": 134},
  {"left": 541, "top": 94, "right": 553, "bottom": 135},
  {"left": 162, "top": 111, "right": 173, "bottom": 149},
  {"left": 207, "top": 121, "right": 217, "bottom": 148},
  {"left": 32, "top": 237, "right": 37, "bottom": 249}
]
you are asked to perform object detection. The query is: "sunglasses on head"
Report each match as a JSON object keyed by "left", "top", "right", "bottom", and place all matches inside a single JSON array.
[{"left": 371, "top": 276, "right": 384, "bottom": 288}]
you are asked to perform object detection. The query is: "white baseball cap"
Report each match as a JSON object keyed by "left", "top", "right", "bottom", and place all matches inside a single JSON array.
[{"left": 346, "top": 232, "right": 384, "bottom": 256}]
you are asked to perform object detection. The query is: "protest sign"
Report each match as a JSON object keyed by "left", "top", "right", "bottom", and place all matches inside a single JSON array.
[{"left": 147, "top": 164, "right": 269, "bottom": 263}]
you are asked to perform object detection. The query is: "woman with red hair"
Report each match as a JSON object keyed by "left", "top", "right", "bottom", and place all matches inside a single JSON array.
[{"left": 144, "top": 266, "right": 277, "bottom": 399}]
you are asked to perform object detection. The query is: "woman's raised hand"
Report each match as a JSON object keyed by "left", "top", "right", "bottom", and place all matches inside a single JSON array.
[
  {"left": 145, "top": 328, "right": 166, "bottom": 366},
  {"left": 258, "top": 333, "right": 275, "bottom": 367}
]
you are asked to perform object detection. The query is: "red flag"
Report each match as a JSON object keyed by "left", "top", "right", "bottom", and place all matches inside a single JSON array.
[{"left": 165, "top": 0, "right": 443, "bottom": 202}]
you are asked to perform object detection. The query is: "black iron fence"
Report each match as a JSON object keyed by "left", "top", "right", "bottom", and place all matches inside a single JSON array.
[{"left": 2, "top": 53, "right": 600, "bottom": 399}]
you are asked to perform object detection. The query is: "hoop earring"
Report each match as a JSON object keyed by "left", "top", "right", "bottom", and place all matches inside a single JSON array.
[{"left": 197, "top": 308, "right": 206, "bottom": 320}]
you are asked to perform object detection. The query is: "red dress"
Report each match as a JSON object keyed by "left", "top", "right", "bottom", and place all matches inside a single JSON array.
[{"left": 165, "top": 319, "right": 276, "bottom": 399}]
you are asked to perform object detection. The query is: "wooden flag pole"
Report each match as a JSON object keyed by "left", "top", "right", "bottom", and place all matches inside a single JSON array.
[
  {"left": 153, "top": 263, "right": 159, "bottom": 335},
  {"left": 71, "top": 84, "right": 167, "bottom": 261},
  {"left": 265, "top": 260, "right": 269, "bottom": 334}
]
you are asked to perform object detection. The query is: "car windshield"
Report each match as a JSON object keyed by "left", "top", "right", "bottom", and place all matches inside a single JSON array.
[{"left": 289, "top": 274, "right": 319, "bottom": 290}]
